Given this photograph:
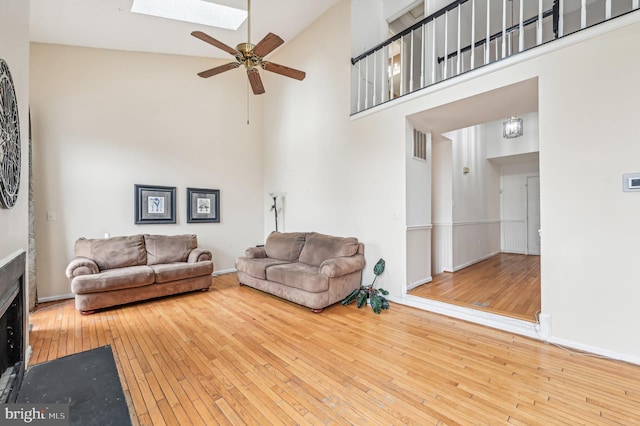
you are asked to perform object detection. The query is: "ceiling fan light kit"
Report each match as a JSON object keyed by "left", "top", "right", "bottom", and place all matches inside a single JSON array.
[{"left": 191, "top": 0, "right": 306, "bottom": 95}]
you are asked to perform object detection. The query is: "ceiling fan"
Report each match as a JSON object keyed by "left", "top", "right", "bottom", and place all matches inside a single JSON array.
[{"left": 191, "top": 0, "right": 306, "bottom": 95}]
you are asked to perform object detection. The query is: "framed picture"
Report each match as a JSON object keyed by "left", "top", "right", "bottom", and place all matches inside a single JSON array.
[
  {"left": 134, "top": 184, "right": 176, "bottom": 224},
  {"left": 187, "top": 188, "right": 220, "bottom": 223}
]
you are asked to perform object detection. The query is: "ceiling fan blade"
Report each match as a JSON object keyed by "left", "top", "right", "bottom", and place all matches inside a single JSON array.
[
  {"left": 252, "top": 32, "right": 284, "bottom": 58},
  {"left": 191, "top": 31, "right": 238, "bottom": 56},
  {"left": 247, "top": 69, "right": 265, "bottom": 95},
  {"left": 262, "top": 62, "right": 306, "bottom": 81},
  {"left": 197, "top": 62, "right": 240, "bottom": 78}
]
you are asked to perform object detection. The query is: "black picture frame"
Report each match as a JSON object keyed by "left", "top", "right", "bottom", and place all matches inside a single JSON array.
[
  {"left": 134, "top": 184, "right": 176, "bottom": 224},
  {"left": 187, "top": 188, "right": 220, "bottom": 223}
]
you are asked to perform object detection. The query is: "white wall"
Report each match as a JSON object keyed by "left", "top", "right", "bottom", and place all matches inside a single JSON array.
[
  {"left": 444, "top": 125, "right": 501, "bottom": 270},
  {"left": 351, "top": 0, "right": 387, "bottom": 56},
  {"left": 406, "top": 125, "right": 432, "bottom": 289},
  {"left": 0, "top": 0, "right": 30, "bottom": 261},
  {"left": 431, "top": 139, "right": 452, "bottom": 273},
  {"left": 30, "top": 43, "right": 264, "bottom": 299}
]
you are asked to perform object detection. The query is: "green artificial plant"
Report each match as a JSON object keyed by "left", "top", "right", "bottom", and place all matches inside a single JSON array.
[{"left": 341, "top": 258, "right": 389, "bottom": 314}]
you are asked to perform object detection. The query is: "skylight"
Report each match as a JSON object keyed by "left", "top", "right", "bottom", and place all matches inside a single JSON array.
[{"left": 131, "top": 0, "right": 247, "bottom": 30}]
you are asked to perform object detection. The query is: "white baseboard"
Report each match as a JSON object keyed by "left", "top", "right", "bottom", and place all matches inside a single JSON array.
[
  {"left": 390, "top": 296, "right": 640, "bottom": 366},
  {"left": 391, "top": 295, "right": 539, "bottom": 338},
  {"left": 453, "top": 251, "right": 500, "bottom": 272},
  {"left": 502, "top": 249, "right": 525, "bottom": 255},
  {"left": 213, "top": 268, "right": 237, "bottom": 276},
  {"left": 546, "top": 336, "right": 640, "bottom": 366},
  {"left": 37, "top": 293, "right": 74, "bottom": 303},
  {"left": 406, "top": 276, "right": 432, "bottom": 291}
]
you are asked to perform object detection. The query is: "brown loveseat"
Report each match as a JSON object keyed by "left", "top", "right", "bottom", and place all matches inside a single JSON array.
[
  {"left": 66, "top": 234, "right": 213, "bottom": 314},
  {"left": 235, "top": 232, "right": 365, "bottom": 312}
]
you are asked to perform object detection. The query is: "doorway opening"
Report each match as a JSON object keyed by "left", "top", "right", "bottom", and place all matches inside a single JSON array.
[{"left": 405, "top": 78, "right": 541, "bottom": 322}]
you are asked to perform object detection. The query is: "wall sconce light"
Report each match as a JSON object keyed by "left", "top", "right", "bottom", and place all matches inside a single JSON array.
[{"left": 503, "top": 116, "right": 523, "bottom": 139}]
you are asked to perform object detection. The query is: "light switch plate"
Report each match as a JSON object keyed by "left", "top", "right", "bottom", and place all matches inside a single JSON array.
[{"left": 623, "top": 173, "right": 640, "bottom": 192}]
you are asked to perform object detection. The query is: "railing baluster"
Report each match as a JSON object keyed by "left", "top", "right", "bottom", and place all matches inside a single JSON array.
[
  {"left": 456, "top": 6, "right": 461, "bottom": 75},
  {"left": 356, "top": 60, "right": 361, "bottom": 112},
  {"left": 372, "top": 49, "right": 377, "bottom": 107},
  {"left": 382, "top": 45, "right": 387, "bottom": 102},
  {"left": 558, "top": 0, "right": 564, "bottom": 37},
  {"left": 485, "top": 0, "right": 491, "bottom": 64},
  {"left": 400, "top": 37, "right": 405, "bottom": 96},
  {"left": 471, "top": 0, "right": 475, "bottom": 70},
  {"left": 421, "top": 24, "right": 425, "bottom": 88},
  {"left": 537, "top": 0, "right": 543, "bottom": 45},
  {"left": 431, "top": 20, "right": 437, "bottom": 84},
  {"left": 502, "top": 0, "right": 507, "bottom": 58},
  {"left": 444, "top": 10, "right": 449, "bottom": 79},
  {"left": 605, "top": 0, "right": 612, "bottom": 20},
  {"left": 581, "top": 0, "right": 587, "bottom": 29},
  {"left": 366, "top": 55, "right": 371, "bottom": 109},
  {"left": 410, "top": 30, "right": 415, "bottom": 92},
  {"left": 387, "top": 43, "right": 393, "bottom": 100},
  {"left": 519, "top": 0, "right": 524, "bottom": 52}
]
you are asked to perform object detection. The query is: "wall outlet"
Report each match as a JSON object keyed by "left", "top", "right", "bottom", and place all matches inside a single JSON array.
[{"left": 46, "top": 212, "right": 56, "bottom": 222}]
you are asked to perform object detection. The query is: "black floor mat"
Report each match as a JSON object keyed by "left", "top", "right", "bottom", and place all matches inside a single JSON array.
[{"left": 17, "top": 345, "right": 131, "bottom": 426}]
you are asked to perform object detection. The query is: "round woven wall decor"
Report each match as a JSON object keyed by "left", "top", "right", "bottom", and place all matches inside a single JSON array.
[{"left": 0, "top": 58, "right": 21, "bottom": 209}]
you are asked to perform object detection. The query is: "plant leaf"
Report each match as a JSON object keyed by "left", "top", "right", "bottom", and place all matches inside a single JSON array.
[
  {"left": 380, "top": 297, "right": 390, "bottom": 310},
  {"left": 356, "top": 291, "right": 368, "bottom": 308},
  {"left": 370, "top": 295, "right": 382, "bottom": 314},
  {"left": 341, "top": 288, "right": 360, "bottom": 305},
  {"left": 373, "top": 258, "right": 385, "bottom": 276},
  {"left": 379, "top": 288, "right": 389, "bottom": 296}
]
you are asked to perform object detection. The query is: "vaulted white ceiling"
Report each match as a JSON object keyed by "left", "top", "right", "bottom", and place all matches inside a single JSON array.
[{"left": 30, "top": 0, "right": 341, "bottom": 58}]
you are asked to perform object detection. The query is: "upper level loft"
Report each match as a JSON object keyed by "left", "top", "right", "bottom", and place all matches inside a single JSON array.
[{"left": 351, "top": 0, "right": 640, "bottom": 115}]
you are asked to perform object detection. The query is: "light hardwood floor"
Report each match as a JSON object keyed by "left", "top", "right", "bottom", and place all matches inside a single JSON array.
[
  {"left": 409, "top": 253, "right": 541, "bottom": 321},
  {"left": 29, "top": 274, "right": 639, "bottom": 425}
]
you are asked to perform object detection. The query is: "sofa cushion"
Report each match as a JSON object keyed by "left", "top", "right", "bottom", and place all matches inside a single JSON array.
[
  {"left": 235, "top": 257, "right": 290, "bottom": 280},
  {"left": 264, "top": 232, "right": 307, "bottom": 261},
  {"left": 71, "top": 265, "right": 154, "bottom": 294},
  {"left": 145, "top": 234, "right": 197, "bottom": 265},
  {"left": 265, "top": 263, "right": 329, "bottom": 293},
  {"left": 150, "top": 261, "right": 213, "bottom": 284},
  {"left": 74, "top": 235, "right": 147, "bottom": 271},
  {"left": 298, "top": 232, "right": 359, "bottom": 267}
]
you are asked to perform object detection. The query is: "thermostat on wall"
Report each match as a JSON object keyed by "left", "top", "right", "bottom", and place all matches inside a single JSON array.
[{"left": 623, "top": 173, "right": 640, "bottom": 192}]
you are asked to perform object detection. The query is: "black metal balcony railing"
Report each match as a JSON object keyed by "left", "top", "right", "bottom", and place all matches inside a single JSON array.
[{"left": 351, "top": 0, "right": 640, "bottom": 114}]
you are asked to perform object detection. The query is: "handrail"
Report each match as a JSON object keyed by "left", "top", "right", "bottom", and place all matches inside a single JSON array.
[
  {"left": 437, "top": 8, "right": 555, "bottom": 64},
  {"left": 351, "top": 0, "right": 471, "bottom": 65}
]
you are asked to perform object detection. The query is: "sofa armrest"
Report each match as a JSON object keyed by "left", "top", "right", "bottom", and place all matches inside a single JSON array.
[
  {"left": 188, "top": 248, "right": 212, "bottom": 263},
  {"left": 65, "top": 257, "right": 99, "bottom": 279},
  {"left": 319, "top": 255, "right": 365, "bottom": 278},
  {"left": 244, "top": 247, "right": 266, "bottom": 259}
]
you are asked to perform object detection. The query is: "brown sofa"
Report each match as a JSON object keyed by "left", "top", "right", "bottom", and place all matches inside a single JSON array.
[
  {"left": 66, "top": 234, "right": 213, "bottom": 314},
  {"left": 235, "top": 232, "right": 365, "bottom": 312}
]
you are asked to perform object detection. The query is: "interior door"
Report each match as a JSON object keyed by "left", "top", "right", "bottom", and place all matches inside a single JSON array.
[{"left": 527, "top": 176, "right": 541, "bottom": 255}]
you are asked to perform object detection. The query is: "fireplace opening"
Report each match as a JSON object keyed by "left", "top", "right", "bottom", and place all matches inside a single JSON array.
[{"left": 0, "top": 251, "right": 26, "bottom": 403}]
